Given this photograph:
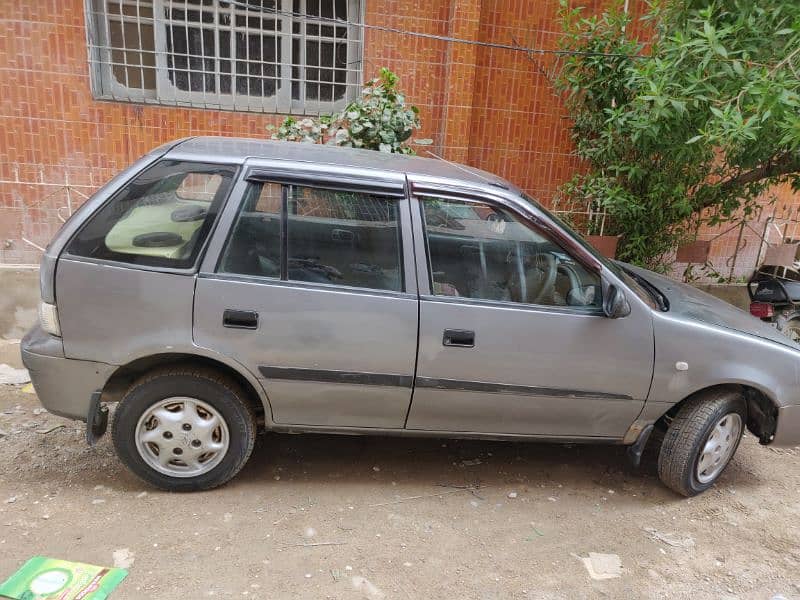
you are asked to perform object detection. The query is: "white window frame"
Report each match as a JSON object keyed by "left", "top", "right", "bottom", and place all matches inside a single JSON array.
[{"left": 85, "top": 0, "right": 362, "bottom": 115}]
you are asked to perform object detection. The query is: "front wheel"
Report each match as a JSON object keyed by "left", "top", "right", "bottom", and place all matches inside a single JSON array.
[
  {"left": 112, "top": 367, "right": 257, "bottom": 491},
  {"left": 657, "top": 389, "right": 745, "bottom": 497}
]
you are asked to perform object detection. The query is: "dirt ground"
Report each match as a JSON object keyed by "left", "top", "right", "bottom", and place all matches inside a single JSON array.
[{"left": 2, "top": 373, "right": 800, "bottom": 599}]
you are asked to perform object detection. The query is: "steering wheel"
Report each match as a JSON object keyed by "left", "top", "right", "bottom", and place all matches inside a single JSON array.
[
  {"left": 510, "top": 251, "right": 558, "bottom": 304},
  {"left": 558, "top": 262, "right": 583, "bottom": 302}
]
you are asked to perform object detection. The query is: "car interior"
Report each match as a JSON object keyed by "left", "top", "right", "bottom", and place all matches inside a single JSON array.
[
  {"left": 69, "top": 164, "right": 233, "bottom": 266},
  {"left": 219, "top": 183, "right": 404, "bottom": 292},
  {"left": 423, "top": 200, "right": 601, "bottom": 308}
]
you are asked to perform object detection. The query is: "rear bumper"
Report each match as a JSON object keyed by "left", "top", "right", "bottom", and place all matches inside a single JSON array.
[
  {"left": 21, "top": 326, "right": 115, "bottom": 422},
  {"left": 772, "top": 404, "right": 800, "bottom": 446}
]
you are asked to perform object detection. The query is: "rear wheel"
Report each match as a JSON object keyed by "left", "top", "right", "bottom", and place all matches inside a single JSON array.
[
  {"left": 112, "top": 367, "right": 256, "bottom": 491},
  {"left": 657, "top": 389, "right": 745, "bottom": 497},
  {"left": 782, "top": 318, "right": 800, "bottom": 343}
]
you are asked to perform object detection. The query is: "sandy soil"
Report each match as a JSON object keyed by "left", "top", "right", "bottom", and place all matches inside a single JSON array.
[{"left": 1, "top": 381, "right": 800, "bottom": 600}]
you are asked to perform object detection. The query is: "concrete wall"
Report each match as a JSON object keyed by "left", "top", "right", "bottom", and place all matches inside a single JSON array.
[
  {"left": 693, "top": 284, "right": 750, "bottom": 311},
  {"left": 0, "top": 268, "right": 38, "bottom": 340}
]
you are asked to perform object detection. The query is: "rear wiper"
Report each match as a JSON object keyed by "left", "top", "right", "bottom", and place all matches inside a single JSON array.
[{"left": 627, "top": 270, "right": 670, "bottom": 312}]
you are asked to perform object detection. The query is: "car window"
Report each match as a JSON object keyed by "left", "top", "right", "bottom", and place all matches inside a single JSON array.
[
  {"left": 67, "top": 160, "right": 235, "bottom": 268},
  {"left": 218, "top": 182, "right": 283, "bottom": 278},
  {"left": 420, "top": 196, "right": 602, "bottom": 309},
  {"left": 218, "top": 182, "right": 404, "bottom": 293},
  {"left": 287, "top": 186, "right": 403, "bottom": 292},
  {"left": 175, "top": 173, "right": 224, "bottom": 201}
]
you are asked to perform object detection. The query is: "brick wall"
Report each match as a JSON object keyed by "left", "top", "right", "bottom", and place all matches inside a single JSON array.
[{"left": 0, "top": 0, "right": 797, "bottom": 279}]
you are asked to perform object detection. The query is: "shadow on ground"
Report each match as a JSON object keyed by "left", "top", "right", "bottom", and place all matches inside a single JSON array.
[
  {"left": 2, "top": 380, "right": 763, "bottom": 501},
  {"left": 230, "top": 431, "right": 676, "bottom": 498}
]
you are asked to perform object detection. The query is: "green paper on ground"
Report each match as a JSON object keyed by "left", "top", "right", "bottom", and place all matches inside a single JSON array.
[{"left": 0, "top": 556, "right": 127, "bottom": 600}]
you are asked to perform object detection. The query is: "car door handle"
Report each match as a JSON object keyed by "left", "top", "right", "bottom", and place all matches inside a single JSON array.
[
  {"left": 223, "top": 309, "right": 258, "bottom": 330},
  {"left": 443, "top": 329, "right": 475, "bottom": 348}
]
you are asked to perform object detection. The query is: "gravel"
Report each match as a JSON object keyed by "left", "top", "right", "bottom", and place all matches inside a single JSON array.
[{"left": 2, "top": 382, "right": 800, "bottom": 599}]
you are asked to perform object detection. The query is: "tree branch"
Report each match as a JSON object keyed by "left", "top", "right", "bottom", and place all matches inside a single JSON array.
[{"left": 700, "top": 152, "right": 800, "bottom": 207}]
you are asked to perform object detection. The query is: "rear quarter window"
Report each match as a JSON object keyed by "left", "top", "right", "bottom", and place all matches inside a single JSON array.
[{"left": 66, "top": 160, "right": 236, "bottom": 269}]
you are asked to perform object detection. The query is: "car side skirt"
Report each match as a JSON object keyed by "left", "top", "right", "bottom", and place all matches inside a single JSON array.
[{"left": 266, "top": 423, "right": 624, "bottom": 444}]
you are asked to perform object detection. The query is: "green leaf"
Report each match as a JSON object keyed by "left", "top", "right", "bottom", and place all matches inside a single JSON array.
[
  {"left": 669, "top": 99, "right": 687, "bottom": 113},
  {"left": 552, "top": 0, "right": 800, "bottom": 272}
]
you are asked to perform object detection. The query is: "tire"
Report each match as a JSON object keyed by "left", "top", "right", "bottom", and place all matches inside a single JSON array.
[
  {"left": 657, "top": 389, "right": 746, "bottom": 497},
  {"left": 782, "top": 318, "right": 800, "bottom": 343},
  {"left": 112, "top": 366, "right": 257, "bottom": 492}
]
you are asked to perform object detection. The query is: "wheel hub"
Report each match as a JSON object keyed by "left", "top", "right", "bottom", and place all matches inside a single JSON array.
[
  {"left": 696, "top": 412, "right": 742, "bottom": 484},
  {"left": 135, "top": 397, "right": 230, "bottom": 478}
]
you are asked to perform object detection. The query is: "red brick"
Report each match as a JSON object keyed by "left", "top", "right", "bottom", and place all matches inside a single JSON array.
[{"left": 0, "top": 0, "right": 795, "bottom": 277}]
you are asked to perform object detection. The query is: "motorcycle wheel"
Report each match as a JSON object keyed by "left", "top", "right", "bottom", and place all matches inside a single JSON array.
[{"left": 783, "top": 318, "right": 800, "bottom": 343}]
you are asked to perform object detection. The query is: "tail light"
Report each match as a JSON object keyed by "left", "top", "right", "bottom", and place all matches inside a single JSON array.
[
  {"left": 38, "top": 301, "right": 61, "bottom": 337},
  {"left": 749, "top": 302, "right": 774, "bottom": 318}
]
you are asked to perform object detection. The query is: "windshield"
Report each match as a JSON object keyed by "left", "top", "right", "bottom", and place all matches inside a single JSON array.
[{"left": 519, "top": 192, "right": 657, "bottom": 308}]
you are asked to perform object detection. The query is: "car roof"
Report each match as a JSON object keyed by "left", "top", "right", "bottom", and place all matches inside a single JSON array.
[{"left": 166, "top": 136, "right": 515, "bottom": 192}]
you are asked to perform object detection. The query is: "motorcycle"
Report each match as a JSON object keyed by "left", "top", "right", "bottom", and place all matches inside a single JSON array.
[{"left": 748, "top": 263, "right": 800, "bottom": 342}]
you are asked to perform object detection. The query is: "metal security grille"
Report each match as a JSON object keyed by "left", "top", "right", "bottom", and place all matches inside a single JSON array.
[
  {"left": 85, "top": 0, "right": 362, "bottom": 114},
  {"left": 292, "top": 187, "right": 397, "bottom": 222}
]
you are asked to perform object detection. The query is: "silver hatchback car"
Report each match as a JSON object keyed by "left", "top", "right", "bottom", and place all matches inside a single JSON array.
[{"left": 21, "top": 137, "right": 800, "bottom": 496}]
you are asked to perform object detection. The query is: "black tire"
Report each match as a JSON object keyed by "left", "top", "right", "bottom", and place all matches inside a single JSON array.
[
  {"left": 657, "top": 389, "right": 746, "bottom": 497},
  {"left": 112, "top": 366, "right": 257, "bottom": 492}
]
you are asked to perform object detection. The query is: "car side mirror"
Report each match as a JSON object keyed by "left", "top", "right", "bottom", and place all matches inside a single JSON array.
[{"left": 603, "top": 284, "right": 631, "bottom": 318}]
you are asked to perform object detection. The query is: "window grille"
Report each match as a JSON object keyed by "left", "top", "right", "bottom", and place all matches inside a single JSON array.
[{"left": 85, "top": 0, "right": 362, "bottom": 114}]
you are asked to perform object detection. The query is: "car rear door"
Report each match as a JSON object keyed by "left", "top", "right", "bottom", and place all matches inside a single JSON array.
[
  {"left": 193, "top": 161, "right": 419, "bottom": 428},
  {"left": 405, "top": 182, "right": 654, "bottom": 439}
]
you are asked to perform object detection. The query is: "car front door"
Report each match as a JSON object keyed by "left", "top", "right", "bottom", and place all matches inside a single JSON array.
[
  {"left": 405, "top": 185, "right": 654, "bottom": 439},
  {"left": 193, "top": 162, "right": 419, "bottom": 428}
]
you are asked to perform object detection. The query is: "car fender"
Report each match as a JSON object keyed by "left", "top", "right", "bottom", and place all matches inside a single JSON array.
[
  {"left": 102, "top": 342, "right": 276, "bottom": 426},
  {"left": 648, "top": 311, "right": 800, "bottom": 409}
]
